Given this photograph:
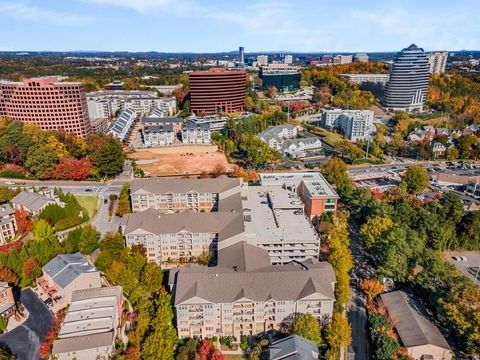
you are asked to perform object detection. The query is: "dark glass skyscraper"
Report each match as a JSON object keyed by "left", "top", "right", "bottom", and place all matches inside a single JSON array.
[{"left": 383, "top": 44, "right": 430, "bottom": 112}]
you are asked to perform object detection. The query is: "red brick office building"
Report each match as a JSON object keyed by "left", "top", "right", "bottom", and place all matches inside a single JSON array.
[
  {"left": 189, "top": 69, "right": 246, "bottom": 115},
  {"left": 0, "top": 76, "right": 91, "bottom": 138}
]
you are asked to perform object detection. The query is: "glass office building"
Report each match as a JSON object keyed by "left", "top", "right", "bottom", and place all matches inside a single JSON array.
[{"left": 260, "top": 70, "right": 301, "bottom": 92}]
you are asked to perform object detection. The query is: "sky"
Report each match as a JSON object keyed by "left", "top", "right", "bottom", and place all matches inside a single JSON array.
[{"left": 0, "top": 0, "right": 479, "bottom": 53}]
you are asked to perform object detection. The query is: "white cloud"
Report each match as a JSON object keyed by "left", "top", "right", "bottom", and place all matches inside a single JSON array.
[
  {"left": 0, "top": 2, "right": 91, "bottom": 26},
  {"left": 85, "top": 0, "right": 172, "bottom": 12}
]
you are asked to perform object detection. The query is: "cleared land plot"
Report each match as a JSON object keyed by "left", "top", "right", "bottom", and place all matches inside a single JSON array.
[
  {"left": 128, "top": 145, "right": 236, "bottom": 176},
  {"left": 75, "top": 195, "right": 100, "bottom": 219},
  {"left": 443, "top": 250, "right": 480, "bottom": 284}
]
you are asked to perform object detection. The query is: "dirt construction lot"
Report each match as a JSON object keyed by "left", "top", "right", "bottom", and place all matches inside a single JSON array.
[{"left": 128, "top": 145, "right": 236, "bottom": 176}]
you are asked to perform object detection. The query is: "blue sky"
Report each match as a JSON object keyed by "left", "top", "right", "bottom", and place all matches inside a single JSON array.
[{"left": 0, "top": 0, "right": 479, "bottom": 53}]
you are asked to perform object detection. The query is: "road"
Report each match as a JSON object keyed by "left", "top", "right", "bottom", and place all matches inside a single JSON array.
[{"left": 0, "top": 288, "right": 54, "bottom": 360}]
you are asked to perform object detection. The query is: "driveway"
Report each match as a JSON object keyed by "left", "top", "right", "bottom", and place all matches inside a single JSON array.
[{"left": 0, "top": 288, "right": 54, "bottom": 360}]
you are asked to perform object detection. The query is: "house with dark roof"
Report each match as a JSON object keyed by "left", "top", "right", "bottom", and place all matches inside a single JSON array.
[
  {"left": 142, "top": 124, "right": 176, "bottom": 147},
  {"left": 141, "top": 116, "right": 183, "bottom": 135},
  {"left": 380, "top": 291, "right": 453, "bottom": 360},
  {"left": 268, "top": 335, "right": 319, "bottom": 360},
  {"left": 181, "top": 122, "right": 211, "bottom": 144},
  {"left": 169, "top": 241, "right": 336, "bottom": 340},
  {"left": 36, "top": 253, "right": 101, "bottom": 310}
]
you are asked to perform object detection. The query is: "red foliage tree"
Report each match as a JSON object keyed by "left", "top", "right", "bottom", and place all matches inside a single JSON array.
[
  {"left": 0, "top": 265, "right": 18, "bottom": 284},
  {"left": 267, "top": 86, "right": 278, "bottom": 98},
  {"left": 49, "top": 157, "right": 93, "bottom": 180},
  {"left": 22, "top": 256, "right": 42, "bottom": 280},
  {"left": 15, "top": 208, "right": 32, "bottom": 234},
  {"left": 1, "top": 163, "right": 26, "bottom": 175},
  {"left": 196, "top": 340, "right": 226, "bottom": 360},
  {"left": 0, "top": 240, "right": 23, "bottom": 254}
]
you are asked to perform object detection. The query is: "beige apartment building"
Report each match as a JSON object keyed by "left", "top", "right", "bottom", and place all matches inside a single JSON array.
[
  {"left": 169, "top": 241, "right": 336, "bottom": 339},
  {"left": 0, "top": 203, "right": 16, "bottom": 245},
  {"left": 130, "top": 177, "right": 242, "bottom": 213}
]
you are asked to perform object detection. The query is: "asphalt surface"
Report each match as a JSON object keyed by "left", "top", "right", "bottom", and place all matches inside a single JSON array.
[{"left": 0, "top": 288, "right": 54, "bottom": 360}]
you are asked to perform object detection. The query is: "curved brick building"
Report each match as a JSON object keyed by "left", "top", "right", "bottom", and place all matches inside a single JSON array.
[
  {"left": 189, "top": 69, "right": 246, "bottom": 115},
  {"left": 0, "top": 77, "right": 91, "bottom": 138}
]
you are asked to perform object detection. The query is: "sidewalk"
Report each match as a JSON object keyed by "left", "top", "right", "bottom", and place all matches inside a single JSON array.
[{"left": 6, "top": 308, "right": 29, "bottom": 332}]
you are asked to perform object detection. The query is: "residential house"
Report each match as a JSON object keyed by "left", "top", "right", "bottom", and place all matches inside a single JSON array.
[
  {"left": 181, "top": 123, "right": 211, "bottom": 144},
  {"left": 258, "top": 125, "right": 297, "bottom": 150},
  {"left": 141, "top": 116, "right": 183, "bottom": 135},
  {"left": 435, "top": 128, "right": 450, "bottom": 137},
  {"left": 143, "top": 125, "right": 175, "bottom": 147},
  {"left": 0, "top": 282, "right": 15, "bottom": 318},
  {"left": 12, "top": 191, "right": 63, "bottom": 217},
  {"left": 0, "top": 203, "right": 16, "bottom": 244},
  {"left": 268, "top": 335, "right": 319, "bottom": 360},
  {"left": 52, "top": 286, "right": 123, "bottom": 360},
  {"left": 107, "top": 108, "right": 136, "bottom": 142},
  {"left": 170, "top": 241, "right": 336, "bottom": 340},
  {"left": 380, "top": 291, "right": 453, "bottom": 360},
  {"left": 281, "top": 137, "right": 322, "bottom": 158},
  {"left": 36, "top": 253, "right": 101, "bottom": 310},
  {"left": 431, "top": 142, "right": 447, "bottom": 158}
]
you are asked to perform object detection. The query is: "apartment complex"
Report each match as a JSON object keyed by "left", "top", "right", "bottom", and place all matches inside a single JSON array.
[
  {"left": 339, "top": 73, "right": 390, "bottom": 85},
  {"left": 320, "top": 109, "right": 374, "bottom": 141},
  {"left": 186, "top": 114, "right": 228, "bottom": 132},
  {"left": 130, "top": 177, "right": 242, "bottom": 213},
  {"left": 52, "top": 286, "right": 123, "bottom": 360},
  {"left": 181, "top": 122, "right": 211, "bottom": 144},
  {"left": 0, "top": 77, "right": 91, "bottom": 138},
  {"left": 142, "top": 115, "right": 183, "bottom": 134},
  {"left": 87, "top": 90, "right": 176, "bottom": 120},
  {"left": 189, "top": 69, "right": 246, "bottom": 115},
  {"left": 170, "top": 241, "right": 336, "bottom": 339},
  {"left": 143, "top": 125, "right": 175, "bottom": 147},
  {"left": 258, "top": 124, "right": 298, "bottom": 150},
  {"left": 383, "top": 44, "right": 431, "bottom": 112},
  {"left": 107, "top": 107, "right": 136, "bottom": 142},
  {"left": 429, "top": 51, "right": 448, "bottom": 75},
  {"left": 0, "top": 203, "right": 16, "bottom": 244},
  {"left": 0, "top": 282, "right": 15, "bottom": 319}
]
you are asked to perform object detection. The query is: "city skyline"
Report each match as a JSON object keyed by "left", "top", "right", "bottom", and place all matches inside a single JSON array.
[{"left": 0, "top": 0, "right": 479, "bottom": 53}]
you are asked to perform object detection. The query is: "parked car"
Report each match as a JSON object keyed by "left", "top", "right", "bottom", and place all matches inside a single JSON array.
[{"left": 85, "top": 188, "right": 93, "bottom": 192}]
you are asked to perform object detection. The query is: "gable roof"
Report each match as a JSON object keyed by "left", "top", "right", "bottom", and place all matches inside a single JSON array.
[
  {"left": 43, "top": 253, "right": 98, "bottom": 288},
  {"left": 380, "top": 291, "right": 452, "bottom": 351},
  {"left": 11, "top": 191, "right": 57, "bottom": 212},
  {"left": 142, "top": 116, "right": 183, "bottom": 124},
  {"left": 52, "top": 331, "right": 114, "bottom": 355},
  {"left": 269, "top": 335, "right": 319, "bottom": 360}
]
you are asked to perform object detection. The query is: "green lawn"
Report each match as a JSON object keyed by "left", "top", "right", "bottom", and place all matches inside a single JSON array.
[
  {"left": 225, "top": 355, "right": 245, "bottom": 360},
  {"left": 74, "top": 195, "right": 100, "bottom": 219},
  {"left": 306, "top": 125, "right": 344, "bottom": 147}
]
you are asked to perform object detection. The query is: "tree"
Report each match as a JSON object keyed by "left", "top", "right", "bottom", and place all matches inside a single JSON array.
[
  {"left": 195, "top": 339, "right": 225, "bottom": 360},
  {"left": 45, "top": 135, "right": 70, "bottom": 158},
  {"left": 22, "top": 256, "right": 42, "bottom": 280},
  {"left": 117, "top": 183, "right": 131, "bottom": 216},
  {"left": 32, "top": 219, "right": 57, "bottom": 243},
  {"left": 24, "top": 145, "right": 58, "bottom": 179},
  {"left": 14, "top": 208, "right": 32, "bottom": 234},
  {"left": 62, "top": 227, "right": 83, "bottom": 253},
  {"left": 92, "top": 138, "right": 124, "bottom": 177},
  {"left": 142, "top": 289, "right": 177, "bottom": 360},
  {"left": 0, "top": 265, "right": 18, "bottom": 284},
  {"left": 445, "top": 146, "right": 459, "bottom": 160},
  {"left": 324, "top": 312, "right": 352, "bottom": 360},
  {"left": 360, "top": 279, "right": 384, "bottom": 308},
  {"left": 290, "top": 313, "right": 323, "bottom": 346},
  {"left": 176, "top": 338, "right": 198, "bottom": 360},
  {"left": 49, "top": 157, "right": 93, "bottom": 180},
  {"left": 267, "top": 86, "right": 278, "bottom": 98},
  {"left": 141, "top": 262, "right": 163, "bottom": 293},
  {"left": 359, "top": 216, "right": 393, "bottom": 249},
  {"left": 95, "top": 232, "right": 125, "bottom": 271},
  {"left": 321, "top": 157, "right": 353, "bottom": 195},
  {"left": 0, "top": 186, "right": 17, "bottom": 203},
  {"left": 400, "top": 165, "right": 429, "bottom": 194},
  {"left": 78, "top": 225, "right": 100, "bottom": 255}
]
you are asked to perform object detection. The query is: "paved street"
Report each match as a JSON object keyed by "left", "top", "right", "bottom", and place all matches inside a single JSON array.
[{"left": 0, "top": 288, "right": 54, "bottom": 360}]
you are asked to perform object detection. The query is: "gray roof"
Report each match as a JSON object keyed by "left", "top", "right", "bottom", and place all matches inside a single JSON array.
[
  {"left": 182, "top": 122, "right": 210, "bottom": 130},
  {"left": 142, "top": 116, "right": 183, "bottom": 124},
  {"left": 174, "top": 243, "right": 336, "bottom": 305},
  {"left": 281, "top": 137, "right": 321, "bottom": 149},
  {"left": 11, "top": 191, "right": 57, "bottom": 212},
  {"left": 380, "top": 291, "right": 452, "bottom": 351},
  {"left": 43, "top": 253, "right": 98, "bottom": 289},
  {"left": 52, "top": 331, "right": 114, "bottom": 355},
  {"left": 0, "top": 203, "right": 14, "bottom": 216},
  {"left": 121, "top": 207, "right": 244, "bottom": 243},
  {"left": 259, "top": 124, "right": 296, "bottom": 143},
  {"left": 143, "top": 124, "right": 174, "bottom": 133},
  {"left": 216, "top": 241, "right": 271, "bottom": 272},
  {"left": 131, "top": 176, "right": 241, "bottom": 195},
  {"left": 71, "top": 286, "right": 122, "bottom": 302},
  {"left": 269, "top": 335, "right": 319, "bottom": 360}
]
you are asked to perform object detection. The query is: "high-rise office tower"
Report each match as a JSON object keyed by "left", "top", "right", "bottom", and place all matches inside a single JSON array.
[
  {"left": 239, "top": 46, "right": 245, "bottom": 66},
  {"left": 383, "top": 44, "right": 430, "bottom": 112},
  {"left": 429, "top": 51, "right": 448, "bottom": 74},
  {"left": 0, "top": 76, "right": 91, "bottom": 138}
]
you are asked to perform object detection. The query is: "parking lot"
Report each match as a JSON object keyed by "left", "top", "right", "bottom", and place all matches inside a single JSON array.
[
  {"left": 0, "top": 288, "right": 54, "bottom": 360},
  {"left": 443, "top": 251, "right": 480, "bottom": 284}
]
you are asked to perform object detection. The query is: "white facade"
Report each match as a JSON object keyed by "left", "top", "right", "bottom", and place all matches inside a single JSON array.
[
  {"left": 333, "top": 55, "right": 353, "bottom": 64},
  {"left": 181, "top": 124, "right": 211, "bottom": 144},
  {"left": 284, "top": 55, "right": 293, "bottom": 64},
  {"left": 339, "top": 73, "right": 390, "bottom": 85},
  {"left": 429, "top": 51, "right": 448, "bottom": 74},
  {"left": 143, "top": 125, "right": 175, "bottom": 147},
  {"left": 107, "top": 108, "right": 136, "bottom": 142},
  {"left": 320, "top": 109, "right": 374, "bottom": 141},
  {"left": 257, "top": 55, "right": 269, "bottom": 67}
]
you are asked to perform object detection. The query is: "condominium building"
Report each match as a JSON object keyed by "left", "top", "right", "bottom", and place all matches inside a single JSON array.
[
  {"left": 52, "top": 286, "right": 123, "bottom": 360},
  {"left": 257, "top": 55, "right": 269, "bottom": 67},
  {"left": 181, "top": 122, "right": 211, "bottom": 144},
  {"left": 170, "top": 241, "right": 336, "bottom": 339},
  {"left": 354, "top": 53, "right": 369, "bottom": 63},
  {"left": 258, "top": 124, "right": 298, "bottom": 150},
  {"left": 0, "top": 203, "right": 16, "bottom": 244},
  {"left": 320, "top": 109, "right": 374, "bottom": 141},
  {"left": 86, "top": 90, "right": 176, "bottom": 120},
  {"left": 383, "top": 44, "right": 430, "bottom": 112},
  {"left": 142, "top": 115, "right": 183, "bottom": 134},
  {"left": 429, "top": 51, "right": 448, "bottom": 74},
  {"left": 107, "top": 108, "right": 136, "bottom": 142},
  {"left": 130, "top": 177, "right": 242, "bottom": 213},
  {"left": 339, "top": 73, "right": 390, "bottom": 85},
  {"left": 186, "top": 114, "right": 228, "bottom": 132},
  {"left": 189, "top": 69, "right": 246, "bottom": 115},
  {"left": 143, "top": 125, "right": 175, "bottom": 147},
  {"left": 0, "top": 77, "right": 91, "bottom": 138}
]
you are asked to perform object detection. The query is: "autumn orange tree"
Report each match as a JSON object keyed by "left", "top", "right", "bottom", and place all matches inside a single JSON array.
[
  {"left": 360, "top": 278, "right": 384, "bottom": 310},
  {"left": 0, "top": 265, "right": 18, "bottom": 285},
  {"left": 14, "top": 208, "right": 32, "bottom": 234}
]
